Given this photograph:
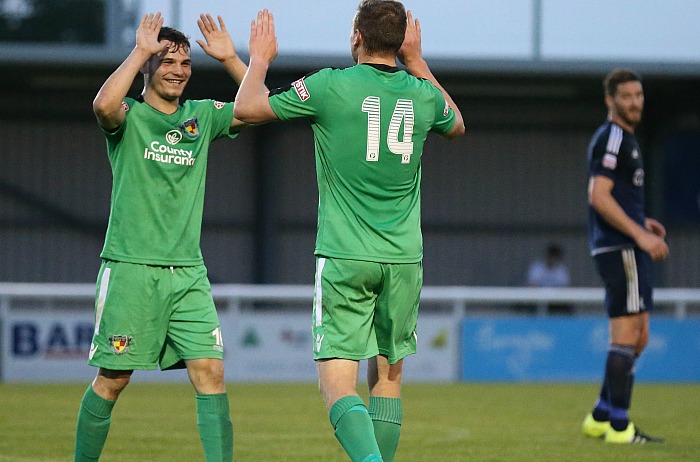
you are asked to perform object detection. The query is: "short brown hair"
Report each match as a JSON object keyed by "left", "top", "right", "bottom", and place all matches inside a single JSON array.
[
  {"left": 603, "top": 68, "right": 642, "bottom": 97},
  {"left": 158, "top": 26, "right": 190, "bottom": 53},
  {"left": 353, "top": 0, "right": 407, "bottom": 56}
]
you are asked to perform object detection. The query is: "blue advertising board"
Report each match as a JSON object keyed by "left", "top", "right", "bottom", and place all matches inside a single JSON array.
[{"left": 461, "top": 317, "right": 700, "bottom": 382}]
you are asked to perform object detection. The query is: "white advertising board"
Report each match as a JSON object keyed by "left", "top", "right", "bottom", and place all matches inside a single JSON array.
[
  {"left": 2, "top": 311, "right": 96, "bottom": 382},
  {"left": 224, "top": 312, "right": 460, "bottom": 382},
  {"left": 2, "top": 309, "right": 458, "bottom": 383},
  {"left": 1, "top": 310, "right": 189, "bottom": 383}
]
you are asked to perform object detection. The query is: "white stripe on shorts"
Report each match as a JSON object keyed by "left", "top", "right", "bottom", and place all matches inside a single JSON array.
[
  {"left": 94, "top": 266, "right": 111, "bottom": 335},
  {"left": 622, "top": 248, "right": 640, "bottom": 314},
  {"left": 314, "top": 257, "right": 326, "bottom": 327}
]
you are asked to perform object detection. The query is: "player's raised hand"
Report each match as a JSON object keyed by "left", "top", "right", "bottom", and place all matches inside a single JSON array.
[
  {"left": 249, "top": 9, "right": 278, "bottom": 65},
  {"left": 196, "top": 14, "right": 237, "bottom": 62},
  {"left": 398, "top": 10, "right": 422, "bottom": 66},
  {"left": 136, "top": 12, "right": 166, "bottom": 56}
]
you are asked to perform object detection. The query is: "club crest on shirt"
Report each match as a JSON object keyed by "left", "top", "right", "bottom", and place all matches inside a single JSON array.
[
  {"left": 121, "top": 101, "right": 130, "bottom": 112},
  {"left": 631, "top": 149, "right": 639, "bottom": 159},
  {"left": 633, "top": 168, "right": 645, "bottom": 186},
  {"left": 213, "top": 100, "right": 225, "bottom": 110},
  {"left": 443, "top": 100, "right": 450, "bottom": 117},
  {"left": 602, "top": 153, "right": 617, "bottom": 169},
  {"left": 180, "top": 117, "right": 200, "bottom": 139},
  {"left": 109, "top": 334, "right": 132, "bottom": 354},
  {"left": 292, "top": 78, "right": 310, "bottom": 102}
]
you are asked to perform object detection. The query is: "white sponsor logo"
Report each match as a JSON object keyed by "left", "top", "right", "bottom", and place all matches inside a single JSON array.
[
  {"left": 292, "top": 78, "right": 310, "bottom": 101},
  {"left": 633, "top": 168, "right": 644, "bottom": 186},
  {"left": 475, "top": 325, "right": 554, "bottom": 376},
  {"left": 602, "top": 153, "right": 617, "bottom": 169},
  {"left": 314, "top": 333, "right": 324, "bottom": 352},
  {"left": 89, "top": 343, "right": 98, "bottom": 360},
  {"left": 631, "top": 149, "right": 639, "bottom": 159},
  {"left": 166, "top": 129, "right": 182, "bottom": 145},
  {"left": 143, "top": 141, "right": 196, "bottom": 166}
]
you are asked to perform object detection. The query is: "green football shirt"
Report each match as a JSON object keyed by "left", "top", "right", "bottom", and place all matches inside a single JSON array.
[
  {"left": 268, "top": 64, "right": 456, "bottom": 263},
  {"left": 100, "top": 97, "right": 236, "bottom": 266}
]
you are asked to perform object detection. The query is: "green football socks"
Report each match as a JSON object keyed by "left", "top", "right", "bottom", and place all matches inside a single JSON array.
[
  {"left": 369, "top": 396, "right": 402, "bottom": 462},
  {"left": 196, "top": 393, "right": 234, "bottom": 462},
  {"left": 74, "top": 386, "right": 116, "bottom": 462},
  {"left": 330, "top": 395, "right": 383, "bottom": 462}
]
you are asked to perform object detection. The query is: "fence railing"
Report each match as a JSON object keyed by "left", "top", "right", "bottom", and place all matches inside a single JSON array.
[{"left": 1, "top": 283, "right": 699, "bottom": 319}]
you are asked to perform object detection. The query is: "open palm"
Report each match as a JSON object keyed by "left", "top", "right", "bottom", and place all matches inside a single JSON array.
[{"left": 196, "top": 13, "right": 236, "bottom": 61}]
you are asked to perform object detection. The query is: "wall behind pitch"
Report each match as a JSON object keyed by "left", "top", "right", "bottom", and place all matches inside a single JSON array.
[{"left": 1, "top": 87, "right": 696, "bottom": 287}]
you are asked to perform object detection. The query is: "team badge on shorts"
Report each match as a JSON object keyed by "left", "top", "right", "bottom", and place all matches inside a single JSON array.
[
  {"left": 109, "top": 334, "right": 132, "bottom": 354},
  {"left": 180, "top": 118, "right": 200, "bottom": 139}
]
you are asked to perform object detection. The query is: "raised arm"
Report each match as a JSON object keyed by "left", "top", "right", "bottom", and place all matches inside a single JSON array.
[
  {"left": 233, "top": 9, "right": 279, "bottom": 124},
  {"left": 93, "top": 13, "right": 166, "bottom": 130},
  {"left": 398, "top": 11, "right": 465, "bottom": 139},
  {"left": 196, "top": 14, "right": 248, "bottom": 85},
  {"left": 196, "top": 13, "right": 253, "bottom": 128}
]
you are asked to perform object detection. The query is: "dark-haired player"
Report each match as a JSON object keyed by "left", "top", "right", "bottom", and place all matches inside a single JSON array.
[
  {"left": 234, "top": 2, "right": 464, "bottom": 460},
  {"left": 74, "top": 12, "right": 248, "bottom": 461},
  {"left": 582, "top": 68, "right": 669, "bottom": 444}
]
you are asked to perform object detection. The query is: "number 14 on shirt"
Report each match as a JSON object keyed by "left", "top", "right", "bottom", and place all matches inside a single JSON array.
[{"left": 362, "top": 96, "right": 415, "bottom": 163}]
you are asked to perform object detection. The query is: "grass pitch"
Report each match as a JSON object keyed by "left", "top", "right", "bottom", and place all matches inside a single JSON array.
[{"left": 0, "top": 382, "right": 698, "bottom": 461}]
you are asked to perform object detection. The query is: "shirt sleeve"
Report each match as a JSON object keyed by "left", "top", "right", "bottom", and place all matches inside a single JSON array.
[
  {"left": 268, "top": 70, "right": 327, "bottom": 121},
  {"left": 100, "top": 98, "right": 133, "bottom": 143},
  {"left": 427, "top": 83, "right": 456, "bottom": 135},
  {"left": 589, "top": 128, "right": 619, "bottom": 181},
  {"left": 205, "top": 100, "right": 238, "bottom": 141}
]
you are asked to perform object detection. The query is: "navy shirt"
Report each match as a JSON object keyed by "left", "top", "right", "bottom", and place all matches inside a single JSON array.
[{"left": 587, "top": 121, "right": 646, "bottom": 255}]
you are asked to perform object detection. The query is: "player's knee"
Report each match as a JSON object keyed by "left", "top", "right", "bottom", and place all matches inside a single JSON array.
[
  {"left": 637, "top": 330, "right": 649, "bottom": 354},
  {"left": 94, "top": 369, "right": 132, "bottom": 399},
  {"left": 187, "top": 359, "right": 225, "bottom": 393}
]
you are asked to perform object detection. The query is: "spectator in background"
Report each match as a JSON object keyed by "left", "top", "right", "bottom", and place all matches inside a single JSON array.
[
  {"left": 527, "top": 243, "right": 571, "bottom": 289},
  {"left": 524, "top": 243, "right": 572, "bottom": 314}
]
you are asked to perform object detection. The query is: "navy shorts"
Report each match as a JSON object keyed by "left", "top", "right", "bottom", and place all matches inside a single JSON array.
[{"left": 593, "top": 247, "right": 653, "bottom": 318}]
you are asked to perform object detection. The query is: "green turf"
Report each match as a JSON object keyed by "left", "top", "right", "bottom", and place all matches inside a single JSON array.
[{"left": 0, "top": 382, "right": 698, "bottom": 461}]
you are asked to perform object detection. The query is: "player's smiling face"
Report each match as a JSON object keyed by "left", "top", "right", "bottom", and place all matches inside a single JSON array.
[
  {"left": 147, "top": 41, "right": 192, "bottom": 102},
  {"left": 608, "top": 80, "right": 644, "bottom": 130}
]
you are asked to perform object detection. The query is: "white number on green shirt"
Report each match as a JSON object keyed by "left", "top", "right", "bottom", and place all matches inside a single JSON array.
[{"left": 362, "top": 96, "right": 415, "bottom": 164}]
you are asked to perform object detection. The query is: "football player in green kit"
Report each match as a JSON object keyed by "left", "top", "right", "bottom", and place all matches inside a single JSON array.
[
  {"left": 73, "top": 12, "right": 248, "bottom": 462},
  {"left": 234, "top": 2, "right": 465, "bottom": 461}
]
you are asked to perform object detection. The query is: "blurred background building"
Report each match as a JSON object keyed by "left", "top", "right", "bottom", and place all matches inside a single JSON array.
[{"left": 1, "top": 0, "right": 699, "bottom": 287}]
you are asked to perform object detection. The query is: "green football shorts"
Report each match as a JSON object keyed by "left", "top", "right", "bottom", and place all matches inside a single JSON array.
[
  {"left": 88, "top": 260, "right": 224, "bottom": 371},
  {"left": 312, "top": 256, "right": 422, "bottom": 364}
]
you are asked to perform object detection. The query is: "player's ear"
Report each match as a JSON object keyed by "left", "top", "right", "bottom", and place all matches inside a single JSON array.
[
  {"left": 604, "top": 94, "right": 614, "bottom": 111},
  {"left": 140, "top": 57, "right": 152, "bottom": 76},
  {"left": 141, "top": 54, "right": 159, "bottom": 77},
  {"left": 352, "top": 29, "right": 362, "bottom": 48}
]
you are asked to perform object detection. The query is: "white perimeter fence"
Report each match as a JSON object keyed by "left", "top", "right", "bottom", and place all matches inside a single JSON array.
[{"left": 1, "top": 283, "right": 699, "bottom": 318}]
